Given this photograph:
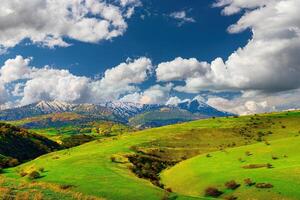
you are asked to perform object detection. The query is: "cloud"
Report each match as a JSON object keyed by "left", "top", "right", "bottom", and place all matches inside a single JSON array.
[
  {"left": 207, "top": 96, "right": 271, "bottom": 115},
  {"left": 0, "top": 0, "right": 141, "bottom": 52},
  {"left": 90, "top": 57, "right": 153, "bottom": 102},
  {"left": 157, "top": 0, "right": 300, "bottom": 94},
  {"left": 166, "top": 96, "right": 182, "bottom": 106},
  {"left": 169, "top": 11, "right": 195, "bottom": 26},
  {"left": 207, "top": 89, "right": 300, "bottom": 115},
  {"left": 21, "top": 68, "right": 90, "bottom": 105},
  {"left": 0, "top": 83, "right": 8, "bottom": 104},
  {"left": 0, "top": 55, "right": 152, "bottom": 107},
  {"left": 156, "top": 57, "right": 210, "bottom": 82},
  {"left": 120, "top": 83, "right": 173, "bottom": 104},
  {"left": 0, "top": 56, "right": 31, "bottom": 83}
]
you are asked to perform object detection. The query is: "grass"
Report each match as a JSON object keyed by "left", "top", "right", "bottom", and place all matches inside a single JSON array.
[
  {"left": 2, "top": 110, "right": 300, "bottom": 199},
  {"left": 161, "top": 136, "right": 300, "bottom": 199}
]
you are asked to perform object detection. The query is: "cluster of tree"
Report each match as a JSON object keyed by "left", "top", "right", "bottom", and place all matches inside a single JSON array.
[{"left": 0, "top": 123, "right": 61, "bottom": 167}]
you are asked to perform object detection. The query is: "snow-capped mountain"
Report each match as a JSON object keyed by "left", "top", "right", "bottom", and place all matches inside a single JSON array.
[
  {"left": 102, "top": 101, "right": 160, "bottom": 118},
  {"left": 0, "top": 101, "right": 114, "bottom": 121},
  {"left": 35, "top": 100, "right": 76, "bottom": 113},
  {"left": 177, "top": 99, "right": 232, "bottom": 117},
  {"left": 0, "top": 99, "right": 233, "bottom": 122}
]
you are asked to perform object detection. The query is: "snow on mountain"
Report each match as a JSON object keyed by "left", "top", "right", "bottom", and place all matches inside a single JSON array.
[
  {"left": 0, "top": 99, "right": 233, "bottom": 121},
  {"left": 35, "top": 100, "right": 76, "bottom": 113},
  {"left": 103, "top": 101, "right": 160, "bottom": 118},
  {"left": 176, "top": 99, "right": 232, "bottom": 117}
]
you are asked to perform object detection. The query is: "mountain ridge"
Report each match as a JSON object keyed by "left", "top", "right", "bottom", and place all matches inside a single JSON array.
[{"left": 0, "top": 100, "right": 233, "bottom": 126}]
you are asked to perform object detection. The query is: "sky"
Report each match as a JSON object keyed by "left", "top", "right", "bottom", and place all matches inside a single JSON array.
[{"left": 0, "top": 0, "right": 299, "bottom": 115}]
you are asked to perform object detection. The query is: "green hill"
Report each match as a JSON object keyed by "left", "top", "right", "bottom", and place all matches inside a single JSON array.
[
  {"left": 161, "top": 136, "right": 300, "bottom": 200},
  {"left": 9, "top": 112, "right": 132, "bottom": 143},
  {"left": 0, "top": 123, "right": 60, "bottom": 168},
  {"left": 129, "top": 108, "right": 203, "bottom": 128},
  {"left": 1, "top": 110, "right": 300, "bottom": 199}
]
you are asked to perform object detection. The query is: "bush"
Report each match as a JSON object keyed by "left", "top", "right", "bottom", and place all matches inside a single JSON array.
[
  {"left": 224, "top": 195, "right": 238, "bottom": 200},
  {"left": 244, "top": 178, "right": 255, "bottom": 186},
  {"left": 38, "top": 167, "right": 45, "bottom": 172},
  {"left": 272, "top": 155, "right": 279, "bottom": 160},
  {"left": 59, "top": 184, "right": 74, "bottom": 190},
  {"left": 242, "top": 163, "right": 273, "bottom": 169},
  {"left": 8, "top": 158, "right": 19, "bottom": 167},
  {"left": 255, "top": 183, "right": 273, "bottom": 188},
  {"left": 225, "top": 180, "right": 240, "bottom": 190},
  {"left": 19, "top": 171, "right": 28, "bottom": 177},
  {"left": 267, "top": 163, "right": 274, "bottom": 168},
  {"left": 28, "top": 171, "right": 40, "bottom": 180},
  {"left": 204, "top": 187, "right": 223, "bottom": 197}
]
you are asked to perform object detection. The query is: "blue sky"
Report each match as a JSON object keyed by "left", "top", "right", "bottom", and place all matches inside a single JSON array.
[
  {"left": 1, "top": 0, "right": 250, "bottom": 77},
  {"left": 0, "top": 0, "right": 299, "bottom": 115}
]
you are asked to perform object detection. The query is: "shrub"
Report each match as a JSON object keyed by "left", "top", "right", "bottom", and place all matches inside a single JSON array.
[
  {"left": 110, "top": 156, "right": 116, "bottom": 162},
  {"left": 242, "top": 163, "right": 271, "bottom": 169},
  {"left": 272, "top": 155, "right": 279, "bottom": 160},
  {"left": 8, "top": 158, "right": 19, "bottom": 167},
  {"left": 204, "top": 187, "right": 223, "bottom": 197},
  {"left": 38, "top": 167, "right": 45, "bottom": 172},
  {"left": 244, "top": 178, "right": 255, "bottom": 186},
  {"left": 19, "top": 171, "right": 28, "bottom": 177},
  {"left": 225, "top": 180, "right": 240, "bottom": 190},
  {"left": 59, "top": 184, "right": 74, "bottom": 190},
  {"left": 282, "top": 125, "right": 286, "bottom": 128},
  {"left": 28, "top": 171, "right": 40, "bottom": 180},
  {"left": 224, "top": 195, "right": 238, "bottom": 200},
  {"left": 255, "top": 183, "right": 273, "bottom": 188},
  {"left": 245, "top": 151, "right": 252, "bottom": 156},
  {"left": 267, "top": 163, "right": 274, "bottom": 168}
]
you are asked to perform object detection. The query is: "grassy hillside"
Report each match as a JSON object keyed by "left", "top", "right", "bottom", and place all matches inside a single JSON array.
[
  {"left": 129, "top": 108, "right": 202, "bottom": 128},
  {"left": 2, "top": 110, "right": 300, "bottom": 199},
  {"left": 161, "top": 136, "right": 300, "bottom": 200}
]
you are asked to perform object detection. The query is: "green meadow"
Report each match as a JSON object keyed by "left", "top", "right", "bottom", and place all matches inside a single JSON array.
[{"left": 1, "top": 110, "right": 300, "bottom": 199}]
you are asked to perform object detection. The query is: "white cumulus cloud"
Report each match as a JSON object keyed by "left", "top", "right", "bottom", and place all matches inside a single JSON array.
[
  {"left": 0, "top": 55, "right": 152, "bottom": 107},
  {"left": 120, "top": 83, "right": 173, "bottom": 105},
  {"left": 0, "top": 0, "right": 141, "bottom": 52},
  {"left": 157, "top": 0, "right": 300, "bottom": 94}
]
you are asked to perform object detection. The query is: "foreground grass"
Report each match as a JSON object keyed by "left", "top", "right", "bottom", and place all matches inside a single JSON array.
[
  {"left": 0, "top": 175, "right": 105, "bottom": 200},
  {"left": 2, "top": 111, "right": 300, "bottom": 199},
  {"left": 161, "top": 136, "right": 300, "bottom": 199}
]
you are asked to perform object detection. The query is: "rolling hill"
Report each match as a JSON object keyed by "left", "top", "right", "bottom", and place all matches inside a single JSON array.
[
  {"left": 1, "top": 110, "right": 300, "bottom": 199},
  {"left": 161, "top": 136, "right": 300, "bottom": 200}
]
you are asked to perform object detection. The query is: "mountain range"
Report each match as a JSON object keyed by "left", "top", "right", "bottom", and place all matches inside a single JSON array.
[{"left": 0, "top": 99, "right": 233, "bottom": 128}]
